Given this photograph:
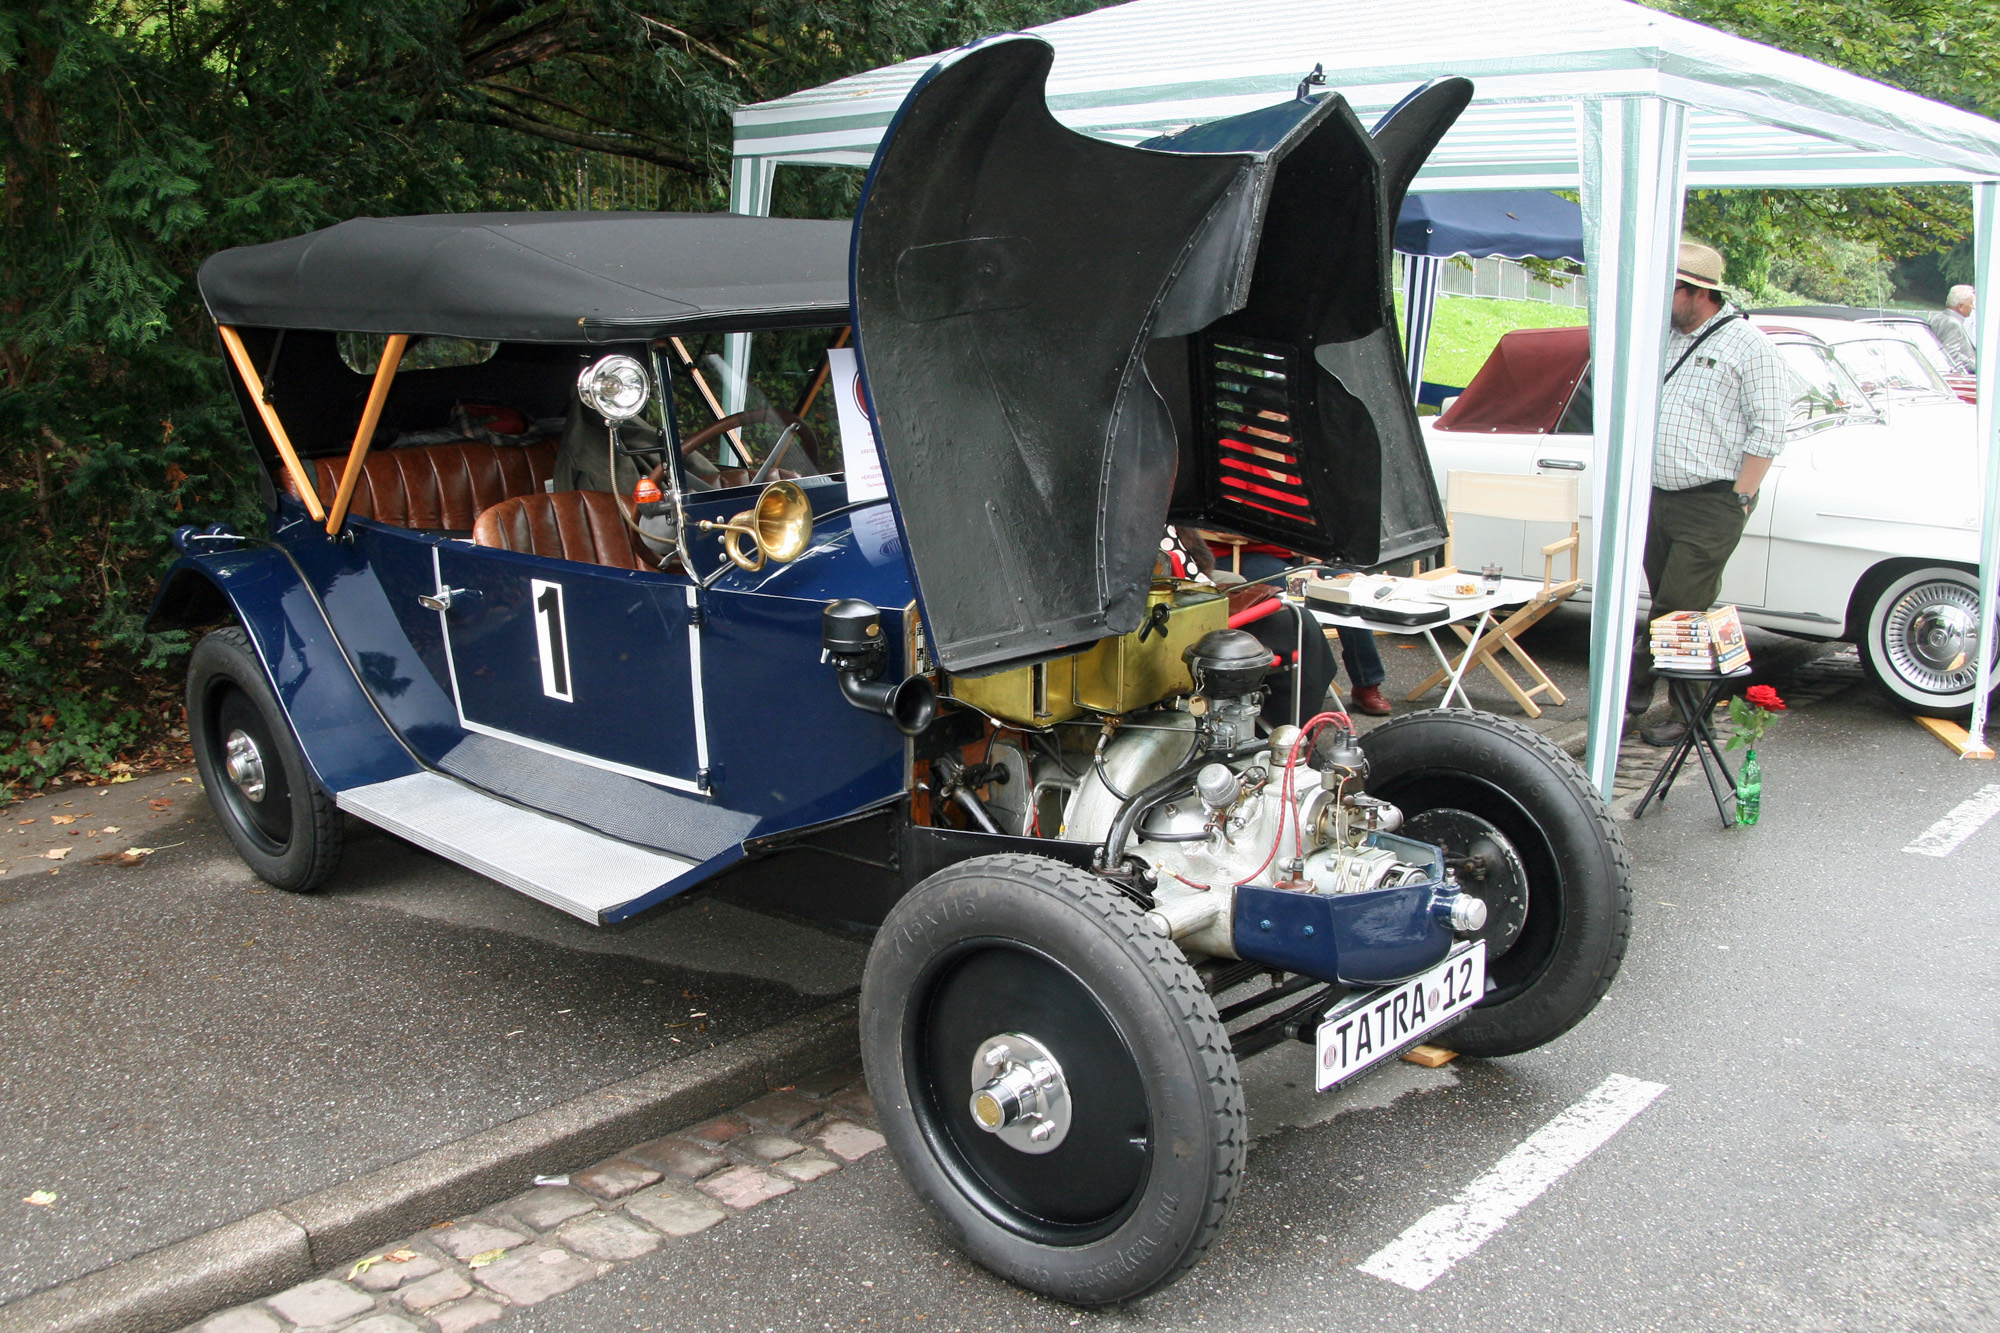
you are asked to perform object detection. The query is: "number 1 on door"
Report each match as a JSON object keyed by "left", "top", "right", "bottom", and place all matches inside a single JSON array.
[{"left": 531, "top": 579, "right": 573, "bottom": 702}]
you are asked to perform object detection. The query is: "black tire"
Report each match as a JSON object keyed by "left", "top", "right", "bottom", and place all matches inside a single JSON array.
[
  {"left": 1854, "top": 563, "right": 1995, "bottom": 720},
  {"left": 860, "top": 854, "right": 1242, "bottom": 1306},
  {"left": 1359, "top": 709, "right": 1629, "bottom": 1058},
  {"left": 187, "top": 626, "right": 343, "bottom": 892}
]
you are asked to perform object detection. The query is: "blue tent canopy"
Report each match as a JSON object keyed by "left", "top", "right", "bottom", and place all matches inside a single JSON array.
[{"left": 1396, "top": 189, "right": 1583, "bottom": 259}]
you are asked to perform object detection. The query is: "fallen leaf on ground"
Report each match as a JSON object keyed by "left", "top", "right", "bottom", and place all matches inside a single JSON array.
[
  {"left": 15, "top": 820, "right": 32, "bottom": 826},
  {"left": 101, "top": 826, "right": 119, "bottom": 833},
  {"left": 467, "top": 1249, "right": 507, "bottom": 1268},
  {"left": 110, "top": 774, "right": 134, "bottom": 784},
  {"left": 49, "top": 815, "right": 75, "bottom": 825},
  {"left": 43, "top": 848, "right": 68, "bottom": 861},
  {"left": 23, "top": 1191, "right": 55, "bottom": 1206},
  {"left": 346, "top": 1249, "right": 420, "bottom": 1280},
  {"left": 177, "top": 776, "right": 196, "bottom": 784},
  {"left": 147, "top": 798, "right": 172, "bottom": 811}
]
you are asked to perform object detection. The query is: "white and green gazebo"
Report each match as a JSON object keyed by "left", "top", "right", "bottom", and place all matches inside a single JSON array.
[{"left": 731, "top": 0, "right": 2000, "bottom": 787}]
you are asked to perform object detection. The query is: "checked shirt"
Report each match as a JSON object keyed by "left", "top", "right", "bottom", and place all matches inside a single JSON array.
[{"left": 1652, "top": 307, "right": 1795, "bottom": 492}]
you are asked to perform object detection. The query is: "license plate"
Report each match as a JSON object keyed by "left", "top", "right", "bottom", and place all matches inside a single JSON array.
[{"left": 1315, "top": 940, "right": 1487, "bottom": 1091}]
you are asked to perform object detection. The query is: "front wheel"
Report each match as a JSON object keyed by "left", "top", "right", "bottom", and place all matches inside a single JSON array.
[
  {"left": 187, "top": 627, "right": 343, "bottom": 892},
  {"left": 1360, "top": 709, "right": 1629, "bottom": 1058},
  {"left": 1856, "top": 564, "right": 1995, "bottom": 720},
  {"left": 860, "top": 854, "right": 1243, "bottom": 1306}
]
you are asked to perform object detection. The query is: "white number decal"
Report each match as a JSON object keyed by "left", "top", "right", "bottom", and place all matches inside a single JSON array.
[{"left": 530, "top": 579, "right": 573, "bottom": 702}]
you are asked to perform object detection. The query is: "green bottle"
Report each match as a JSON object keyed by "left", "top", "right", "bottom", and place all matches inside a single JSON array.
[{"left": 1735, "top": 748, "right": 1761, "bottom": 826}]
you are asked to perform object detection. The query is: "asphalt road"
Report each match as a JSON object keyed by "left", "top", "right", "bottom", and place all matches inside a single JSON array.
[
  {"left": 0, "top": 806, "right": 866, "bottom": 1305},
  {"left": 495, "top": 676, "right": 2000, "bottom": 1332}
]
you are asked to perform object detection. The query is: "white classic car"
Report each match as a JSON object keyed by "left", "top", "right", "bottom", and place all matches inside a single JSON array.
[
  {"left": 1422, "top": 321, "right": 1993, "bottom": 718},
  {"left": 1755, "top": 304, "right": 1978, "bottom": 404}
]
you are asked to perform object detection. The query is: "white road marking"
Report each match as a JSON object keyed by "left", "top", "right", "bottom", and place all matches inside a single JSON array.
[
  {"left": 1357, "top": 1073, "right": 1668, "bottom": 1292},
  {"left": 1902, "top": 784, "right": 2000, "bottom": 858}
]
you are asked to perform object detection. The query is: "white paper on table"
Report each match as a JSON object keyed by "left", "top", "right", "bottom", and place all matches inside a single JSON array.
[{"left": 825, "top": 347, "right": 902, "bottom": 566}]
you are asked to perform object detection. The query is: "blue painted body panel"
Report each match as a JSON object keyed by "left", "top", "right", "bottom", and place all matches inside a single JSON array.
[
  {"left": 152, "top": 537, "right": 420, "bottom": 794},
  {"left": 1233, "top": 836, "right": 1458, "bottom": 985},
  {"left": 171, "top": 492, "right": 916, "bottom": 860}
]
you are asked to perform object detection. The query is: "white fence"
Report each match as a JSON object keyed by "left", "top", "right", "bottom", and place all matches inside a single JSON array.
[{"left": 1396, "top": 254, "right": 1589, "bottom": 308}]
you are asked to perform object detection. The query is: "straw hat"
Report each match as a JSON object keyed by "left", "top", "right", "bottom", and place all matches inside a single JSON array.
[{"left": 1676, "top": 241, "right": 1725, "bottom": 291}]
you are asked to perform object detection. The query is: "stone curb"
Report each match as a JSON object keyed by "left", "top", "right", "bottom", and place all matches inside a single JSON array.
[{"left": 0, "top": 997, "right": 859, "bottom": 1333}]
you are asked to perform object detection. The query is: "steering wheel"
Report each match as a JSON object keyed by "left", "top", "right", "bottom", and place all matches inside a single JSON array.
[{"left": 679, "top": 408, "right": 823, "bottom": 480}]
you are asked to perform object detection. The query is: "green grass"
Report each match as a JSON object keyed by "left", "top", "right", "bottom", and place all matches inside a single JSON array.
[{"left": 1395, "top": 294, "right": 1588, "bottom": 390}]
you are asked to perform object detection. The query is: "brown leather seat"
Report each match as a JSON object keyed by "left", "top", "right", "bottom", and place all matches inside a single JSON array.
[
  {"left": 281, "top": 439, "right": 558, "bottom": 530},
  {"left": 471, "top": 491, "right": 656, "bottom": 570}
]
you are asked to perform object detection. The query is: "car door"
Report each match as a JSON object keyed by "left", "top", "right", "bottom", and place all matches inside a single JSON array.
[{"left": 430, "top": 542, "right": 708, "bottom": 793}]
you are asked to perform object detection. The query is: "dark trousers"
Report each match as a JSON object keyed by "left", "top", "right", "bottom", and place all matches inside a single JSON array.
[
  {"left": 1237, "top": 553, "right": 1386, "bottom": 688},
  {"left": 1629, "top": 484, "right": 1749, "bottom": 687},
  {"left": 1247, "top": 605, "right": 1338, "bottom": 728}
]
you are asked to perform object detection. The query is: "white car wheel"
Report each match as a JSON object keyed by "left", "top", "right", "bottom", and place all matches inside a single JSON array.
[{"left": 1859, "top": 565, "right": 1996, "bottom": 719}]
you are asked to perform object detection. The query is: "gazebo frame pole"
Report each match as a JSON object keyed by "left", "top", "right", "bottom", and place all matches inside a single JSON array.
[
  {"left": 1579, "top": 95, "right": 1688, "bottom": 798},
  {"left": 1966, "top": 181, "right": 2000, "bottom": 757},
  {"left": 721, "top": 154, "right": 781, "bottom": 431},
  {"left": 1402, "top": 252, "right": 1445, "bottom": 402}
]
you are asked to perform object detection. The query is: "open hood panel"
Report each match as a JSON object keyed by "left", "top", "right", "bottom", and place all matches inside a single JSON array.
[{"left": 852, "top": 35, "right": 1466, "bottom": 675}]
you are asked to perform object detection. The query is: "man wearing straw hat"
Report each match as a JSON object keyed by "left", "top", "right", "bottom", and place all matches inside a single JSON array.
[{"left": 1629, "top": 240, "right": 1794, "bottom": 746}]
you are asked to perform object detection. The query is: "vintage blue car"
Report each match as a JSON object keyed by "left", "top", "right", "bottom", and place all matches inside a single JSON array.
[{"left": 151, "top": 37, "right": 1628, "bottom": 1306}]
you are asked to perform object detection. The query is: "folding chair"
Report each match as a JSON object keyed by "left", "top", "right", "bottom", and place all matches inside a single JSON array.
[{"left": 1406, "top": 471, "right": 1580, "bottom": 717}]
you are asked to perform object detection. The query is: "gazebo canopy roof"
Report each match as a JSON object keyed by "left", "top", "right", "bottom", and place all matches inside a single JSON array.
[{"left": 732, "top": 0, "right": 2000, "bottom": 191}]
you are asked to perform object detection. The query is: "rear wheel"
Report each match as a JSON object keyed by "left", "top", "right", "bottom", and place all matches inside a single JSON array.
[
  {"left": 1856, "top": 564, "right": 1995, "bottom": 720},
  {"left": 187, "top": 627, "right": 342, "bottom": 892},
  {"left": 1360, "top": 709, "right": 1629, "bottom": 1057},
  {"left": 860, "top": 854, "right": 1242, "bottom": 1306}
]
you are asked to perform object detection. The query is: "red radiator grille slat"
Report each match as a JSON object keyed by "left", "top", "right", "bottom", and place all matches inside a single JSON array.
[
  {"left": 1219, "top": 438, "right": 1298, "bottom": 467},
  {"left": 1219, "top": 455, "right": 1302, "bottom": 487},
  {"left": 1220, "top": 474, "right": 1311, "bottom": 509}
]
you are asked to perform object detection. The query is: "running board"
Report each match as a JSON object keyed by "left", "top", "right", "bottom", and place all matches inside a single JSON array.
[{"left": 337, "top": 772, "right": 698, "bottom": 925}]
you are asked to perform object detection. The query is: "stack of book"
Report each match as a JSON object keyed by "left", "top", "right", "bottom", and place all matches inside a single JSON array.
[{"left": 1650, "top": 606, "right": 1751, "bottom": 673}]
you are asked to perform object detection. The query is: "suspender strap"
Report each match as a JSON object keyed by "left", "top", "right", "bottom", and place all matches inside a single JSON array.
[{"left": 1663, "top": 311, "right": 1747, "bottom": 383}]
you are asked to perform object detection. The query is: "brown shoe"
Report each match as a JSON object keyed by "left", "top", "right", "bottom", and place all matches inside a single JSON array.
[{"left": 1349, "top": 685, "right": 1393, "bottom": 716}]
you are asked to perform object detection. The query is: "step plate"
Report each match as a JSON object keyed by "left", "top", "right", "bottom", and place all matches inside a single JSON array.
[{"left": 338, "top": 772, "right": 696, "bottom": 924}]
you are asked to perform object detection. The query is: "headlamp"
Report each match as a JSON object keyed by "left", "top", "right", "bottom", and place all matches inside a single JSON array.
[{"left": 577, "top": 355, "right": 651, "bottom": 423}]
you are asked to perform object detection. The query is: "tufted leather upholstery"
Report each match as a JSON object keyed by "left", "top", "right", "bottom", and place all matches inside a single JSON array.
[
  {"left": 471, "top": 491, "right": 656, "bottom": 570},
  {"left": 281, "top": 439, "right": 558, "bottom": 530}
]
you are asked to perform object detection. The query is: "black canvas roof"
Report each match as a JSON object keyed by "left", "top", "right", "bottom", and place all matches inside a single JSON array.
[{"left": 198, "top": 212, "right": 852, "bottom": 342}]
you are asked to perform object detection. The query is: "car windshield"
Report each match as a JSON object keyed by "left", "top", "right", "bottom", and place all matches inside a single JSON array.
[
  {"left": 1871, "top": 320, "right": 1957, "bottom": 378},
  {"left": 1773, "top": 340, "right": 1876, "bottom": 429},
  {"left": 666, "top": 326, "right": 850, "bottom": 485},
  {"left": 1830, "top": 337, "right": 1951, "bottom": 400}
]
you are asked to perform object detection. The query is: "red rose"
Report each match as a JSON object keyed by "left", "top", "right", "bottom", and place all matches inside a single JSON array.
[{"left": 1745, "top": 684, "right": 1786, "bottom": 710}]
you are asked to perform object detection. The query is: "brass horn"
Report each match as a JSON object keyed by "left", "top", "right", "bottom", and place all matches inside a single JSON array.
[{"left": 699, "top": 479, "right": 814, "bottom": 572}]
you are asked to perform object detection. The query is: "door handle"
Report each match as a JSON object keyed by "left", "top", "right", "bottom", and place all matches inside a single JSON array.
[
  {"left": 418, "top": 586, "right": 474, "bottom": 613},
  {"left": 1536, "top": 458, "right": 1586, "bottom": 471}
]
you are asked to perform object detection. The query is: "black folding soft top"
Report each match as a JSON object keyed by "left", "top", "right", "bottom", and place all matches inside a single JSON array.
[{"left": 197, "top": 212, "right": 852, "bottom": 342}]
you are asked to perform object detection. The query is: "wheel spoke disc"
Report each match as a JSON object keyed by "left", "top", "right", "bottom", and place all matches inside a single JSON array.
[
  {"left": 212, "top": 688, "right": 293, "bottom": 850},
  {"left": 1402, "top": 807, "right": 1530, "bottom": 959},
  {"left": 910, "top": 942, "right": 1151, "bottom": 1244},
  {"left": 1374, "top": 775, "right": 1559, "bottom": 1004},
  {"left": 1885, "top": 579, "right": 1984, "bottom": 695}
]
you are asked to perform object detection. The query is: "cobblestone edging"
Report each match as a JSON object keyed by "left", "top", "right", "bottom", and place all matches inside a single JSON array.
[
  {"left": 183, "top": 1064, "right": 886, "bottom": 1333},
  {"left": 1, "top": 1000, "right": 859, "bottom": 1333},
  {"left": 1610, "top": 646, "right": 1861, "bottom": 805}
]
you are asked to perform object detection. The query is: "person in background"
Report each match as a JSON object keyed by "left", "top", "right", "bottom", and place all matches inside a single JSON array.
[
  {"left": 1629, "top": 240, "right": 1793, "bottom": 747},
  {"left": 1178, "top": 530, "right": 1395, "bottom": 716},
  {"left": 1929, "top": 285, "right": 1977, "bottom": 375}
]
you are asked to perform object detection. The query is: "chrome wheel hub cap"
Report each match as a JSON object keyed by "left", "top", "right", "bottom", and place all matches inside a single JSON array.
[
  {"left": 1887, "top": 581, "right": 1982, "bottom": 693},
  {"left": 968, "top": 1032, "right": 1071, "bottom": 1154},
  {"left": 224, "top": 729, "right": 267, "bottom": 803}
]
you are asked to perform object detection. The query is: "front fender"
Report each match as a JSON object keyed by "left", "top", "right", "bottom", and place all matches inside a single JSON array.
[{"left": 149, "top": 548, "right": 419, "bottom": 794}]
